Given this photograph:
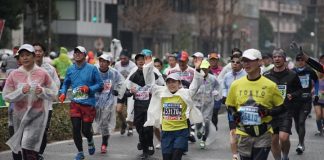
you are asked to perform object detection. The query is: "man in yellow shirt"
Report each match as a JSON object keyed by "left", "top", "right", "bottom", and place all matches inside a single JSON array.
[{"left": 225, "top": 49, "right": 285, "bottom": 160}]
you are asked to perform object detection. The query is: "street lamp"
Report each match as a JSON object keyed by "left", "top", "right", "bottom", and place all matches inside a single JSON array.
[{"left": 310, "top": 32, "right": 315, "bottom": 54}]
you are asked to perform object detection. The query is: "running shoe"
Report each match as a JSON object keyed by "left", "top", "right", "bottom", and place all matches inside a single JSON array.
[
  {"left": 140, "top": 153, "right": 148, "bottom": 160},
  {"left": 88, "top": 142, "right": 95, "bottom": 155},
  {"left": 296, "top": 144, "right": 305, "bottom": 155},
  {"left": 189, "top": 131, "right": 196, "bottom": 143},
  {"left": 155, "top": 143, "right": 161, "bottom": 149},
  {"left": 147, "top": 146, "right": 155, "bottom": 155},
  {"left": 120, "top": 123, "right": 127, "bottom": 135},
  {"left": 74, "top": 152, "right": 85, "bottom": 160},
  {"left": 101, "top": 145, "right": 107, "bottom": 154},
  {"left": 199, "top": 140, "right": 206, "bottom": 149},
  {"left": 127, "top": 128, "right": 133, "bottom": 136},
  {"left": 232, "top": 154, "right": 239, "bottom": 160},
  {"left": 197, "top": 131, "right": 203, "bottom": 139},
  {"left": 38, "top": 154, "right": 44, "bottom": 160},
  {"left": 137, "top": 143, "right": 142, "bottom": 150},
  {"left": 314, "top": 131, "right": 323, "bottom": 136}
]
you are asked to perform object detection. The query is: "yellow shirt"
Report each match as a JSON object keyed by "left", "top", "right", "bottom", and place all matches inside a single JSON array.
[
  {"left": 225, "top": 76, "right": 284, "bottom": 136},
  {"left": 161, "top": 95, "right": 188, "bottom": 131}
]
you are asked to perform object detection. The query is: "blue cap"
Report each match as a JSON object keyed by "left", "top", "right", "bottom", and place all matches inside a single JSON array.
[{"left": 141, "top": 49, "right": 152, "bottom": 56}]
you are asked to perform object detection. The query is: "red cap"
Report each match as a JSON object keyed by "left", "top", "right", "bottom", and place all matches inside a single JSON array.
[{"left": 177, "top": 51, "right": 189, "bottom": 61}]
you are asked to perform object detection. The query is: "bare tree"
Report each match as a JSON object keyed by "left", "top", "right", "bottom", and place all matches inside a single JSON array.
[
  {"left": 220, "top": 0, "right": 239, "bottom": 56},
  {"left": 120, "top": 0, "right": 172, "bottom": 53},
  {"left": 196, "top": 0, "right": 220, "bottom": 53}
]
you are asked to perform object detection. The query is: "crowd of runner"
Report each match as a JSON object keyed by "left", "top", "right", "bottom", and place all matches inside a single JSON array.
[{"left": 2, "top": 42, "right": 324, "bottom": 160}]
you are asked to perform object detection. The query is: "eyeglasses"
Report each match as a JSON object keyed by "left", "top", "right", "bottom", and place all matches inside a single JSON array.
[
  {"left": 74, "top": 52, "right": 84, "bottom": 55},
  {"left": 231, "top": 61, "right": 241, "bottom": 64}
]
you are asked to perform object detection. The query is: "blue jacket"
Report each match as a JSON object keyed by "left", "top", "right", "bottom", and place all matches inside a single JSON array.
[{"left": 60, "top": 62, "right": 103, "bottom": 106}]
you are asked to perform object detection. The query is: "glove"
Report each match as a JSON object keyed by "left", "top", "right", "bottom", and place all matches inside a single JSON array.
[
  {"left": 58, "top": 94, "right": 66, "bottom": 103},
  {"left": 221, "top": 97, "right": 226, "bottom": 104},
  {"left": 112, "top": 90, "right": 118, "bottom": 96},
  {"left": 80, "top": 85, "right": 89, "bottom": 93},
  {"left": 258, "top": 105, "right": 270, "bottom": 118},
  {"left": 314, "top": 96, "right": 319, "bottom": 104},
  {"left": 232, "top": 112, "right": 241, "bottom": 124},
  {"left": 290, "top": 41, "right": 303, "bottom": 54}
]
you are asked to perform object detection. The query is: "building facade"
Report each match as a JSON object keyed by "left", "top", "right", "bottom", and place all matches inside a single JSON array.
[
  {"left": 259, "top": 0, "right": 303, "bottom": 49},
  {"left": 51, "top": 0, "right": 117, "bottom": 51}
]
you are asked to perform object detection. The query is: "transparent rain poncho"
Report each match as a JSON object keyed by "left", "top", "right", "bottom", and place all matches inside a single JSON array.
[
  {"left": 93, "top": 67, "right": 126, "bottom": 136},
  {"left": 2, "top": 65, "right": 58, "bottom": 153}
]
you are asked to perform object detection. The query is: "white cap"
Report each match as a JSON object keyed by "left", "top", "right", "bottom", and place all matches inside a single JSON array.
[
  {"left": 18, "top": 44, "right": 35, "bottom": 54},
  {"left": 99, "top": 53, "right": 113, "bottom": 62},
  {"left": 242, "top": 49, "right": 262, "bottom": 60},
  {"left": 166, "top": 73, "right": 181, "bottom": 81},
  {"left": 192, "top": 52, "right": 204, "bottom": 58},
  {"left": 74, "top": 46, "right": 87, "bottom": 54}
]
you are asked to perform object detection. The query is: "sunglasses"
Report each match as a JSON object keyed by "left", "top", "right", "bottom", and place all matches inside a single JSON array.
[
  {"left": 231, "top": 60, "right": 241, "bottom": 64},
  {"left": 296, "top": 59, "right": 304, "bottom": 61}
]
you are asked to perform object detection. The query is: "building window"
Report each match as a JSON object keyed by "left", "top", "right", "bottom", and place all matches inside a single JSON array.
[
  {"left": 76, "top": 0, "right": 80, "bottom": 20},
  {"left": 98, "top": 2, "right": 102, "bottom": 23},
  {"left": 83, "top": 0, "right": 87, "bottom": 21},
  {"left": 93, "top": 1, "right": 97, "bottom": 22},
  {"left": 89, "top": 0, "right": 92, "bottom": 22},
  {"left": 311, "top": 0, "right": 317, "bottom": 5},
  {"left": 56, "top": 0, "right": 77, "bottom": 20}
]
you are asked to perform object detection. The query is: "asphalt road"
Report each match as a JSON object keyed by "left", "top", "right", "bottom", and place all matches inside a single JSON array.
[{"left": 1, "top": 110, "right": 324, "bottom": 160}]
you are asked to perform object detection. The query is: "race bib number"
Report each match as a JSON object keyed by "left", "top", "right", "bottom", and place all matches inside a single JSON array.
[
  {"left": 277, "top": 85, "right": 287, "bottom": 99},
  {"left": 239, "top": 106, "right": 261, "bottom": 125},
  {"left": 103, "top": 80, "right": 112, "bottom": 93},
  {"left": 72, "top": 86, "right": 88, "bottom": 100},
  {"left": 134, "top": 86, "right": 150, "bottom": 100},
  {"left": 162, "top": 103, "right": 182, "bottom": 120},
  {"left": 179, "top": 72, "right": 193, "bottom": 83},
  {"left": 299, "top": 74, "right": 310, "bottom": 88}
]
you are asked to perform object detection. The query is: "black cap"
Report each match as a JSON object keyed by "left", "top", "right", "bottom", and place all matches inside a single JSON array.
[
  {"left": 262, "top": 53, "right": 272, "bottom": 59},
  {"left": 135, "top": 53, "right": 145, "bottom": 60},
  {"left": 295, "top": 53, "right": 304, "bottom": 60},
  {"left": 120, "top": 49, "right": 130, "bottom": 58}
]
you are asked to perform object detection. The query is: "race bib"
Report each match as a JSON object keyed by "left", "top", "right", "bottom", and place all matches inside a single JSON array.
[
  {"left": 162, "top": 103, "right": 182, "bottom": 120},
  {"left": 299, "top": 74, "right": 310, "bottom": 88},
  {"left": 239, "top": 106, "right": 261, "bottom": 125},
  {"left": 277, "top": 85, "right": 287, "bottom": 99},
  {"left": 134, "top": 86, "right": 150, "bottom": 100},
  {"left": 72, "top": 86, "right": 88, "bottom": 100},
  {"left": 179, "top": 72, "right": 193, "bottom": 83}
]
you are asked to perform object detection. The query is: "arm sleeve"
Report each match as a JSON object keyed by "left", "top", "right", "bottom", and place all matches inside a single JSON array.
[
  {"left": 306, "top": 57, "right": 324, "bottom": 73},
  {"left": 89, "top": 67, "right": 104, "bottom": 94},
  {"left": 115, "top": 71, "right": 126, "bottom": 99},
  {"left": 59, "top": 68, "right": 71, "bottom": 95},
  {"left": 2, "top": 74, "right": 26, "bottom": 102},
  {"left": 290, "top": 74, "right": 303, "bottom": 98},
  {"left": 37, "top": 72, "right": 59, "bottom": 101},
  {"left": 222, "top": 75, "right": 229, "bottom": 97},
  {"left": 269, "top": 104, "right": 286, "bottom": 116},
  {"left": 188, "top": 69, "right": 204, "bottom": 97},
  {"left": 311, "top": 70, "right": 319, "bottom": 96}
]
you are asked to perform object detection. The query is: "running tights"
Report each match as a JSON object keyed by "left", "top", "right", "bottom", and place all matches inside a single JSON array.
[
  {"left": 292, "top": 103, "right": 310, "bottom": 146},
  {"left": 71, "top": 117, "right": 93, "bottom": 152}
]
